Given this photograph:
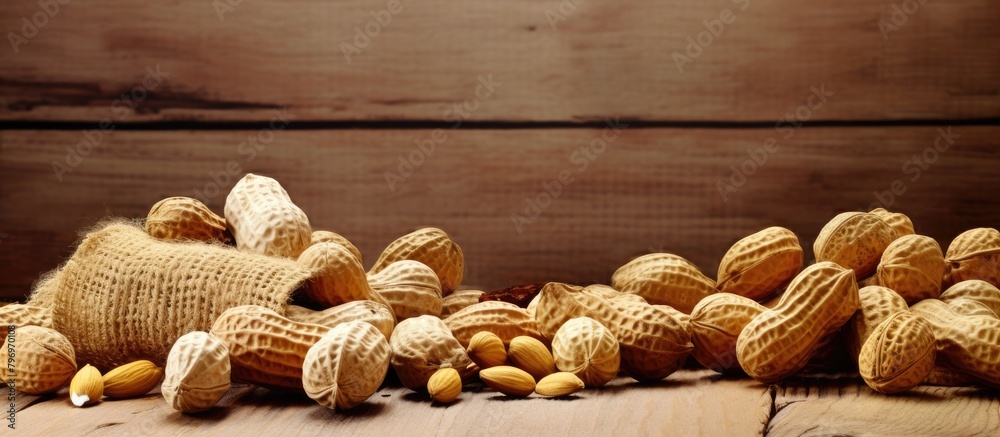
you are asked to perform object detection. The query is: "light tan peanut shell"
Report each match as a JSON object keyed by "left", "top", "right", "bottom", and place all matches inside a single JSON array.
[
  {"left": 2, "top": 325, "right": 76, "bottom": 394},
  {"left": 162, "top": 331, "right": 231, "bottom": 413},
  {"left": 611, "top": 253, "right": 716, "bottom": 314},
  {"left": 845, "top": 286, "right": 909, "bottom": 361},
  {"left": 225, "top": 173, "right": 312, "bottom": 258},
  {"left": 615, "top": 302, "right": 692, "bottom": 381},
  {"left": 939, "top": 280, "right": 1000, "bottom": 316},
  {"left": 814, "top": 212, "right": 896, "bottom": 278},
  {"left": 717, "top": 227, "right": 804, "bottom": 302},
  {"left": 297, "top": 242, "right": 391, "bottom": 309},
  {"left": 581, "top": 284, "right": 621, "bottom": 299},
  {"left": 911, "top": 299, "right": 1000, "bottom": 387},
  {"left": 310, "top": 230, "right": 363, "bottom": 264},
  {"left": 210, "top": 305, "right": 328, "bottom": 390},
  {"left": 389, "top": 315, "right": 473, "bottom": 391},
  {"left": 584, "top": 284, "right": 649, "bottom": 306},
  {"left": 535, "top": 282, "right": 692, "bottom": 382},
  {"left": 370, "top": 228, "right": 464, "bottom": 295},
  {"left": 858, "top": 311, "right": 936, "bottom": 394},
  {"left": 368, "top": 260, "right": 443, "bottom": 321},
  {"left": 925, "top": 298, "right": 997, "bottom": 386},
  {"left": 947, "top": 298, "right": 998, "bottom": 318},
  {"left": 285, "top": 302, "right": 395, "bottom": 340},
  {"left": 302, "top": 321, "right": 390, "bottom": 410},
  {"left": 737, "top": 262, "right": 859, "bottom": 384},
  {"left": 102, "top": 360, "right": 164, "bottom": 398},
  {"left": 525, "top": 293, "right": 541, "bottom": 321},
  {"left": 876, "top": 234, "right": 945, "bottom": 303},
  {"left": 145, "top": 196, "right": 232, "bottom": 244},
  {"left": 442, "top": 290, "right": 486, "bottom": 318},
  {"left": 944, "top": 228, "right": 1000, "bottom": 288},
  {"left": 869, "top": 208, "right": 915, "bottom": 238},
  {"left": 0, "top": 303, "right": 53, "bottom": 328},
  {"left": 445, "top": 301, "right": 543, "bottom": 348},
  {"left": 551, "top": 317, "right": 620, "bottom": 387},
  {"left": 689, "top": 293, "right": 765, "bottom": 374}
]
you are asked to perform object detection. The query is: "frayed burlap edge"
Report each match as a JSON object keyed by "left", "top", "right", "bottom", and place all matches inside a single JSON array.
[{"left": 48, "top": 219, "right": 311, "bottom": 370}]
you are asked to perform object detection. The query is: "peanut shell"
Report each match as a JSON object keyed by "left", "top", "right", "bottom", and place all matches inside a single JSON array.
[
  {"left": 310, "top": 230, "right": 362, "bottom": 264},
  {"left": 302, "top": 321, "right": 390, "bottom": 410},
  {"left": 146, "top": 196, "right": 232, "bottom": 244},
  {"left": 939, "top": 280, "right": 1000, "bottom": 316},
  {"left": 551, "top": 316, "right": 620, "bottom": 387},
  {"left": 210, "top": 305, "right": 328, "bottom": 390},
  {"left": 814, "top": 212, "right": 896, "bottom": 278},
  {"left": 611, "top": 253, "right": 716, "bottom": 314},
  {"left": 162, "top": 331, "right": 231, "bottom": 413},
  {"left": 389, "top": 315, "right": 473, "bottom": 391},
  {"left": 370, "top": 228, "right": 464, "bottom": 295},
  {"left": 2, "top": 325, "right": 76, "bottom": 394},
  {"left": 445, "top": 301, "right": 543, "bottom": 348},
  {"left": 737, "top": 262, "right": 859, "bottom": 383},
  {"left": 944, "top": 228, "right": 1000, "bottom": 288},
  {"left": 297, "top": 242, "right": 391, "bottom": 309},
  {"left": 876, "top": 234, "right": 945, "bottom": 303},
  {"left": 869, "top": 208, "right": 915, "bottom": 238},
  {"left": 368, "top": 260, "right": 443, "bottom": 321},
  {"left": 689, "top": 293, "right": 765, "bottom": 374},
  {"left": 225, "top": 173, "right": 312, "bottom": 258},
  {"left": 858, "top": 311, "right": 936, "bottom": 394},
  {"left": 845, "top": 286, "right": 908, "bottom": 362},
  {"left": 285, "top": 301, "right": 396, "bottom": 340},
  {"left": 717, "top": 227, "right": 803, "bottom": 302}
]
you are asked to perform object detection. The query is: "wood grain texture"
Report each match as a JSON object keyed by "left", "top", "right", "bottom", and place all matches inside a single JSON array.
[
  {"left": 2, "top": 127, "right": 999, "bottom": 300},
  {"left": 769, "top": 374, "right": 1000, "bottom": 436},
  {"left": 1, "top": 0, "right": 998, "bottom": 122},
  {"left": 15, "top": 371, "right": 772, "bottom": 436}
]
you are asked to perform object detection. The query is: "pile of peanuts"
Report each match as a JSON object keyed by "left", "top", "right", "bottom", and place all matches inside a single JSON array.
[{"left": 3, "top": 173, "right": 999, "bottom": 413}]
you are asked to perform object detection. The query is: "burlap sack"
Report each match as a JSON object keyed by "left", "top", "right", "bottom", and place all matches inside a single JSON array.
[{"left": 39, "top": 221, "right": 311, "bottom": 370}]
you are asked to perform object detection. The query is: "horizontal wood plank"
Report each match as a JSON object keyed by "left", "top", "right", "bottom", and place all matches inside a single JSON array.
[
  {"left": 1, "top": 126, "right": 999, "bottom": 300},
  {"left": 15, "top": 371, "right": 772, "bottom": 436},
  {"left": 1, "top": 0, "right": 998, "bottom": 122},
  {"left": 769, "top": 374, "right": 1000, "bottom": 436}
]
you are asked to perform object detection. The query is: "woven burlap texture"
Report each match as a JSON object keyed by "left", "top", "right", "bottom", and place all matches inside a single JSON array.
[{"left": 47, "top": 221, "right": 311, "bottom": 370}]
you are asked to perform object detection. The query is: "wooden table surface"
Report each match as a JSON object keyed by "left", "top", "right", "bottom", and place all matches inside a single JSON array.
[{"left": 11, "top": 369, "right": 1000, "bottom": 436}]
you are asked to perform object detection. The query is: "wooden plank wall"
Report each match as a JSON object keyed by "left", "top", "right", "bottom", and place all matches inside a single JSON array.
[{"left": 1, "top": 0, "right": 999, "bottom": 299}]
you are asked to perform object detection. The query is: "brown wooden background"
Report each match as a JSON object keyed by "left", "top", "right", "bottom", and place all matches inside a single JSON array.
[{"left": 1, "top": 0, "right": 998, "bottom": 300}]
